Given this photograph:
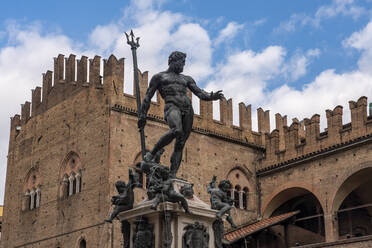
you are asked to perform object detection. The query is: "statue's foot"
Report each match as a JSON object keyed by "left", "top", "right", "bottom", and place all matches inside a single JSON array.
[
  {"left": 231, "top": 223, "right": 237, "bottom": 229},
  {"left": 104, "top": 218, "right": 113, "bottom": 223},
  {"left": 216, "top": 213, "right": 223, "bottom": 219},
  {"left": 169, "top": 172, "right": 177, "bottom": 179},
  {"left": 144, "top": 152, "right": 154, "bottom": 162}
]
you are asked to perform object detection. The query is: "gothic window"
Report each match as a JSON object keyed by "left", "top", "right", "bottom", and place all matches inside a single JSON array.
[
  {"left": 23, "top": 169, "right": 41, "bottom": 211},
  {"left": 234, "top": 185, "right": 241, "bottom": 208},
  {"left": 243, "top": 187, "right": 249, "bottom": 210},
  {"left": 59, "top": 152, "right": 82, "bottom": 199},
  {"left": 79, "top": 239, "right": 86, "bottom": 248},
  {"left": 227, "top": 167, "right": 252, "bottom": 211}
]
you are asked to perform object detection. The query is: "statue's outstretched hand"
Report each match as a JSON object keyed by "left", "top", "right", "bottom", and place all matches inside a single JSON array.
[{"left": 211, "top": 90, "right": 224, "bottom": 100}]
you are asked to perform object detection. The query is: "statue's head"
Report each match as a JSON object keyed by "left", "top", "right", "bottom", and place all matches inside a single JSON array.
[
  {"left": 115, "top": 180, "right": 127, "bottom": 193},
  {"left": 168, "top": 51, "right": 186, "bottom": 74},
  {"left": 218, "top": 180, "right": 232, "bottom": 192},
  {"left": 180, "top": 184, "right": 194, "bottom": 199}
]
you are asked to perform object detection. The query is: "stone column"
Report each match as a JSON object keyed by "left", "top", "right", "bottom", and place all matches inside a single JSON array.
[
  {"left": 75, "top": 172, "right": 81, "bottom": 193},
  {"left": 30, "top": 189, "right": 35, "bottom": 210},
  {"left": 69, "top": 174, "right": 75, "bottom": 196},
  {"left": 35, "top": 187, "right": 41, "bottom": 208},
  {"left": 239, "top": 191, "right": 244, "bottom": 209},
  {"left": 324, "top": 212, "right": 339, "bottom": 242}
]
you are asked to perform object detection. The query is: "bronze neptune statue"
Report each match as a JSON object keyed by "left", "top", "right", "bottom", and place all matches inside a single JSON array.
[{"left": 138, "top": 51, "right": 224, "bottom": 178}]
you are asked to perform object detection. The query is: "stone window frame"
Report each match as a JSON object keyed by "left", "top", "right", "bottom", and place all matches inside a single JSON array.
[
  {"left": 59, "top": 151, "right": 83, "bottom": 199},
  {"left": 22, "top": 168, "right": 41, "bottom": 211},
  {"left": 227, "top": 166, "right": 253, "bottom": 211}
]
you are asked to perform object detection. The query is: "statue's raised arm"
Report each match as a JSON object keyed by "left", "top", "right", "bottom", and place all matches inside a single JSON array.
[
  {"left": 186, "top": 76, "right": 224, "bottom": 101},
  {"left": 207, "top": 175, "right": 217, "bottom": 193}
]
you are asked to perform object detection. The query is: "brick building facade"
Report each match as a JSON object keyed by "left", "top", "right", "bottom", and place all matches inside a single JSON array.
[{"left": 1, "top": 54, "right": 372, "bottom": 247}]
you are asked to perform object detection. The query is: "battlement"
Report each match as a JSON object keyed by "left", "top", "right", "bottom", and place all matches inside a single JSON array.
[
  {"left": 15, "top": 54, "right": 372, "bottom": 156},
  {"left": 10, "top": 54, "right": 125, "bottom": 131},
  {"left": 10, "top": 54, "right": 267, "bottom": 149},
  {"left": 261, "top": 96, "right": 372, "bottom": 169}
]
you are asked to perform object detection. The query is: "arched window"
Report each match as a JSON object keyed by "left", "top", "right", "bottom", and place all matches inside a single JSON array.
[
  {"left": 227, "top": 167, "right": 253, "bottom": 211},
  {"left": 23, "top": 168, "right": 41, "bottom": 211},
  {"left": 234, "top": 185, "right": 241, "bottom": 208},
  {"left": 243, "top": 187, "right": 249, "bottom": 210},
  {"left": 79, "top": 239, "right": 86, "bottom": 248},
  {"left": 59, "top": 152, "right": 82, "bottom": 199}
]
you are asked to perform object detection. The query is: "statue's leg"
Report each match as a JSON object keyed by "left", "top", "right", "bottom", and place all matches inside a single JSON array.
[
  {"left": 217, "top": 203, "right": 232, "bottom": 218},
  {"left": 150, "top": 108, "right": 182, "bottom": 157},
  {"left": 105, "top": 206, "right": 119, "bottom": 222},
  {"left": 170, "top": 108, "right": 193, "bottom": 178},
  {"left": 151, "top": 194, "right": 162, "bottom": 210},
  {"left": 226, "top": 212, "right": 237, "bottom": 228},
  {"left": 169, "top": 191, "right": 192, "bottom": 214}
]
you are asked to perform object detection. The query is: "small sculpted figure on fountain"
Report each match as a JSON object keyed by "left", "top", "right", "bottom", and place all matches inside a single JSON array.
[
  {"left": 105, "top": 169, "right": 140, "bottom": 223},
  {"left": 207, "top": 176, "right": 237, "bottom": 228},
  {"left": 141, "top": 149, "right": 192, "bottom": 214}
]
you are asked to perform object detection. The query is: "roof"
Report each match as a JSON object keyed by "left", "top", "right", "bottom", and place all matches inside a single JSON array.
[{"left": 224, "top": 211, "right": 299, "bottom": 243}]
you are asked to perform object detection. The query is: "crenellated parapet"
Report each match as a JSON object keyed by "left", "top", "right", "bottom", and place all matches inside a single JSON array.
[
  {"left": 9, "top": 54, "right": 124, "bottom": 135},
  {"left": 10, "top": 53, "right": 266, "bottom": 150},
  {"left": 260, "top": 96, "right": 372, "bottom": 170},
  {"left": 10, "top": 54, "right": 372, "bottom": 169}
]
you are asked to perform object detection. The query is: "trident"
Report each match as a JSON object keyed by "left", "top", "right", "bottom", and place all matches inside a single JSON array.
[{"left": 125, "top": 30, "right": 146, "bottom": 159}]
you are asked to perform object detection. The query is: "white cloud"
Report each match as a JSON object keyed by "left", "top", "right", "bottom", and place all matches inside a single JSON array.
[
  {"left": 275, "top": 0, "right": 366, "bottom": 33},
  {"left": 344, "top": 21, "right": 372, "bottom": 74},
  {"left": 282, "top": 48, "right": 321, "bottom": 81},
  {"left": 214, "top": 22, "right": 244, "bottom": 46},
  {"left": 206, "top": 46, "right": 286, "bottom": 126},
  {"left": 314, "top": 0, "right": 365, "bottom": 25}
]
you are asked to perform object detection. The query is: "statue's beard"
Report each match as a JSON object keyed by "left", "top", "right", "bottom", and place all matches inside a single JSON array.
[{"left": 169, "top": 61, "right": 184, "bottom": 73}]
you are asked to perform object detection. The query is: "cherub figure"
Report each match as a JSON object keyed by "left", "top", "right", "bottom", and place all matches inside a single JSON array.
[
  {"left": 105, "top": 169, "right": 140, "bottom": 223},
  {"left": 207, "top": 176, "right": 236, "bottom": 228},
  {"left": 140, "top": 149, "right": 192, "bottom": 214}
]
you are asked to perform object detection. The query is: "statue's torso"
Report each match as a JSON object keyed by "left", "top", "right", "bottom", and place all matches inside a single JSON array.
[
  {"left": 156, "top": 72, "right": 192, "bottom": 110},
  {"left": 210, "top": 189, "right": 227, "bottom": 205}
]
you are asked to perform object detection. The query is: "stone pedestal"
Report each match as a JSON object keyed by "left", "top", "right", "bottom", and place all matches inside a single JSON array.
[{"left": 117, "top": 179, "right": 218, "bottom": 248}]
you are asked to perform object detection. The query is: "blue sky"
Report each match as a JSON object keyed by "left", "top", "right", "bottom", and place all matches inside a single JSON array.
[{"left": 1, "top": 0, "right": 372, "bottom": 204}]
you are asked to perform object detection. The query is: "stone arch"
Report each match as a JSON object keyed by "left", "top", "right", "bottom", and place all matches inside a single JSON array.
[
  {"left": 132, "top": 150, "right": 144, "bottom": 165},
  {"left": 59, "top": 151, "right": 82, "bottom": 178},
  {"left": 75, "top": 235, "right": 87, "bottom": 248},
  {"left": 330, "top": 161, "right": 372, "bottom": 214},
  {"left": 23, "top": 167, "right": 41, "bottom": 192},
  {"left": 58, "top": 151, "right": 82, "bottom": 198},
  {"left": 22, "top": 167, "right": 41, "bottom": 211},
  {"left": 226, "top": 165, "right": 255, "bottom": 211},
  {"left": 226, "top": 165, "right": 254, "bottom": 190},
  {"left": 262, "top": 182, "right": 325, "bottom": 218},
  {"left": 330, "top": 162, "right": 372, "bottom": 239}
]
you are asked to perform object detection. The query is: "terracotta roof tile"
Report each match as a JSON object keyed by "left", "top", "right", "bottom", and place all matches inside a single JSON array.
[{"left": 224, "top": 211, "right": 299, "bottom": 243}]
